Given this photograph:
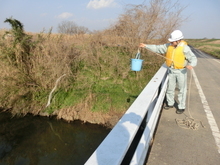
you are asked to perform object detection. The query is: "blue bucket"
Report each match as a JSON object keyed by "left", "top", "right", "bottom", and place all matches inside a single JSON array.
[{"left": 131, "top": 50, "right": 143, "bottom": 71}]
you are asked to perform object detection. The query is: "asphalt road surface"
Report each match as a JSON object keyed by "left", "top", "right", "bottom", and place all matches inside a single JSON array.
[{"left": 146, "top": 47, "right": 220, "bottom": 165}]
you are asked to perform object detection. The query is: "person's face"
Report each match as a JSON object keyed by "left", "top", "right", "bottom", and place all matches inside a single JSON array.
[{"left": 170, "top": 40, "right": 180, "bottom": 47}]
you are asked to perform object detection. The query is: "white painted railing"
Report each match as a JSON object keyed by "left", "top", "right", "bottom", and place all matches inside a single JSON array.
[{"left": 85, "top": 64, "right": 168, "bottom": 165}]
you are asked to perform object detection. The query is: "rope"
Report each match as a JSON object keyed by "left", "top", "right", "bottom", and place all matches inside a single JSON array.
[
  {"left": 144, "top": 47, "right": 168, "bottom": 60},
  {"left": 144, "top": 46, "right": 192, "bottom": 67},
  {"left": 175, "top": 70, "right": 205, "bottom": 130},
  {"left": 175, "top": 117, "right": 200, "bottom": 130},
  {"left": 187, "top": 69, "right": 193, "bottom": 118},
  {"left": 142, "top": 47, "right": 205, "bottom": 130}
]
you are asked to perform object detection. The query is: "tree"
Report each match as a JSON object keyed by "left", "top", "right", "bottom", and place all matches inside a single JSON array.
[
  {"left": 57, "top": 21, "right": 89, "bottom": 35},
  {"left": 105, "top": 0, "right": 187, "bottom": 46}
]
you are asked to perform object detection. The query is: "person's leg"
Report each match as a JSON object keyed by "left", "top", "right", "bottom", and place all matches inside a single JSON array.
[
  {"left": 176, "top": 69, "right": 187, "bottom": 111},
  {"left": 165, "top": 70, "right": 177, "bottom": 107}
]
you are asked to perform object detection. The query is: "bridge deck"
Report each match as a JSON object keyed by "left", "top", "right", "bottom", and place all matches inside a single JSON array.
[{"left": 146, "top": 49, "right": 220, "bottom": 164}]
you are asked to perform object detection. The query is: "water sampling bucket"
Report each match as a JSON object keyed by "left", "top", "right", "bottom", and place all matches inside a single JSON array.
[{"left": 131, "top": 49, "right": 143, "bottom": 71}]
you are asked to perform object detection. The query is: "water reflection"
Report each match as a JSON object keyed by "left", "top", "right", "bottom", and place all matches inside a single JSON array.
[{"left": 0, "top": 111, "right": 110, "bottom": 165}]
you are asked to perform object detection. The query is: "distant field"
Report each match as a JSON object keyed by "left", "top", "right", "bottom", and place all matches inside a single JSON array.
[{"left": 186, "top": 39, "right": 220, "bottom": 58}]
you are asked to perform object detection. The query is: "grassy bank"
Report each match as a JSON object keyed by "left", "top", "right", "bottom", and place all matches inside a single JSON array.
[
  {"left": 186, "top": 39, "right": 220, "bottom": 58},
  {"left": 0, "top": 29, "right": 164, "bottom": 126},
  {"left": 2, "top": 24, "right": 218, "bottom": 127}
]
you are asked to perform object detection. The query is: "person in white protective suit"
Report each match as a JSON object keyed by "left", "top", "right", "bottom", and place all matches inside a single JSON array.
[{"left": 139, "top": 30, "right": 197, "bottom": 114}]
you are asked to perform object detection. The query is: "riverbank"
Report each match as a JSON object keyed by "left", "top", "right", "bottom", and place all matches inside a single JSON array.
[
  {"left": 0, "top": 26, "right": 164, "bottom": 128},
  {"left": 1, "top": 27, "right": 219, "bottom": 128},
  {"left": 53, "top": 106, "right": 124, "bottom": 128}
]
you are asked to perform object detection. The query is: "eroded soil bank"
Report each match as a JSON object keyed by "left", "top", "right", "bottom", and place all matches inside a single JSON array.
[
  {"left": 49, "top": 107, "right": 124, "bottom": 128},
  {"left": 6, "top": 106, "right": 125, "bottom": 129}
]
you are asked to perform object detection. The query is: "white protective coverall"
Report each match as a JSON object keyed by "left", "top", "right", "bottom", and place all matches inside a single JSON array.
[{"left": 145, "top": 42, "right": 197, "bottom": 110}]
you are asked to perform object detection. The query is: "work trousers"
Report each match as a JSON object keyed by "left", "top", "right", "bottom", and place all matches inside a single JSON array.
[{"left": 166, "top": 68, "right": 187, "bottom": 109}]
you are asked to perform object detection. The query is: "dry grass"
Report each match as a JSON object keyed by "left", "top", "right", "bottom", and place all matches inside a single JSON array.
[
  {"left": 187, "top": 39, "right": 220, "bottom": 58},
  {"left": 0, "top": 29, "right": 164, "bottom": 122},
  {"left": 0, "top": 0, "right": 185, "bottom": 124}
]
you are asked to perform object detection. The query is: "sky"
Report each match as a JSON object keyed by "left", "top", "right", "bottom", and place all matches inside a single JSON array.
[{"left": 0, "top": 0, "right": 220, "bottom": 39}]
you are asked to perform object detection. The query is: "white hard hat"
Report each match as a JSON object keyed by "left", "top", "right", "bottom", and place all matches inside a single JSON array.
[{"left": 168, "top": 30, "right": 184, "bottom": 42}]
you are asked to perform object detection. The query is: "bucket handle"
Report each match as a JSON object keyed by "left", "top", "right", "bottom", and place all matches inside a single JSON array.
[{"left": 135, "top": 49, "right": 141, "bottom": 59}]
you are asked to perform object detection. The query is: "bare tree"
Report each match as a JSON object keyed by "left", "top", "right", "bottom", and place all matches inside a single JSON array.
[
  {"left": 105, "top": 0, "right": 187, "bottom": 46},
  {"left": 57, "top": 21, "right": 90, "bottom": 35}
]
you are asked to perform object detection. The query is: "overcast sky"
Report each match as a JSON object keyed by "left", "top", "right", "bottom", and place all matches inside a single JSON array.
[{"left": 0, "top": 0, "right": 220, "bottom": 39}]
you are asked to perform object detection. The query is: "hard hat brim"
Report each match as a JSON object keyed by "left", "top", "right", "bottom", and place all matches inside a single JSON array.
[{"left": 168, "top": 36, "right": 184, "bottom": 42}]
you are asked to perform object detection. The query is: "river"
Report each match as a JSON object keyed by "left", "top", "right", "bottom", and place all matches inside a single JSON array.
[{"left": 0, "top": 111, "right": 110, "bottom": 165}]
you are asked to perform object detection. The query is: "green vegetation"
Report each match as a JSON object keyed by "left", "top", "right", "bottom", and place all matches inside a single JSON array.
[
  {"left": 0, "top": 18, "right": 164, "bottom": 118},
  {"left": 3, "top": 18, "right": 218, "bottom": 123},
  {"left": 0, "top": 0, "right": 185, "bottom": 123},
  {"left": 186, "top": 39, "right": 220, "bottom": 58}
]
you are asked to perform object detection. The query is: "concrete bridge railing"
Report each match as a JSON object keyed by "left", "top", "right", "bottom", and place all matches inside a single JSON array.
[{"left": 85, "top": 64, "right": 168, "bottom": 165}]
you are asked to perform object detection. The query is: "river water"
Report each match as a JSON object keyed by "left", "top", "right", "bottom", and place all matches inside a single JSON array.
[{"left": 0, "top": 111, "right": 110, "bottom": 165}]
